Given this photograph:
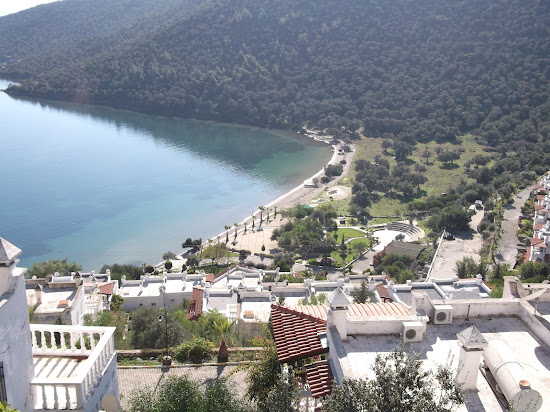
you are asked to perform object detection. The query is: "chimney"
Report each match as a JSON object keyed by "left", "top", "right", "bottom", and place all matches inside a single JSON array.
[
  {"left": 327, "top": 288, "right": 351, "bottom": 340},
  {"left": 456, "top": 326, "right": 488, "bottom": 390},
  {"left": 34, "top": 284, "right": 43, "bottom": 305}
]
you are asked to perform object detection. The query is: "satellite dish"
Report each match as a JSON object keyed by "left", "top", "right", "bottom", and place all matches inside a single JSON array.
[{"left": 53, "top": 272, "right": 60, "bottom": 277}]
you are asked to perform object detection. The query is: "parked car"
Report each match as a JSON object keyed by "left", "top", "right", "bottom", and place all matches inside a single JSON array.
[{"left": 443, "top": 231, "right": 455, "bottom": 240}]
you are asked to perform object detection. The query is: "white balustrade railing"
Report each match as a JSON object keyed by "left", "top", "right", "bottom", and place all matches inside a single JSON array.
[{"left": 30, "top": 324, "right": 116, "bottom": 410}]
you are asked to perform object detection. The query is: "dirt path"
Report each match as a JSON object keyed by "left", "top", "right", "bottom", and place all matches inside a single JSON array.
[{"left": 495, "top": 186, "right": 533, "bottom": 267}]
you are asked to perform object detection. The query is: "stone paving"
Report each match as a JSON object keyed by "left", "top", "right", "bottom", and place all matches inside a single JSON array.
[{"left": 117, "top": 364, "right": 249, "bottom": 410}]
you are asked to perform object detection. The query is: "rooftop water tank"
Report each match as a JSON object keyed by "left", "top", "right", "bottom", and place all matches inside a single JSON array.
[{"left": 483, "top": 339, "right": 543, "bottom": 412}]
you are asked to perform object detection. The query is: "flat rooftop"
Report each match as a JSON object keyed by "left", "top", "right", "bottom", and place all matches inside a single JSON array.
[
  {"left": 338, "top": 317, "right": 550, "bottom": 412},
  {"left": 119, "top": 278, "right": 196, "bottom": 297},
  {"left": 26, "top": 287, "right": 76, "bottom": 314}
]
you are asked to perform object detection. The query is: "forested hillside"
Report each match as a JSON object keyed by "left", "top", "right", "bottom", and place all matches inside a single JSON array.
[
  {"left": 2, "top": 0, "right": 549, "bottom": 152},
  {"left": 0, "top": 0, "right": 207, "bottom": 77}
]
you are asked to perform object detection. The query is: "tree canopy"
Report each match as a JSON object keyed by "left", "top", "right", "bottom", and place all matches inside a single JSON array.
[
  {"left": 26, "top": 258, "right": 82, "bottom": 278},
  {"left": 323, "top": 345, "right": 464, "bottom": 412}
]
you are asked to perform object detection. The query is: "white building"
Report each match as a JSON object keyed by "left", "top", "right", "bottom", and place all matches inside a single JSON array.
[{"left": 0, "top": 238, "right": 120, "bottom": 411}]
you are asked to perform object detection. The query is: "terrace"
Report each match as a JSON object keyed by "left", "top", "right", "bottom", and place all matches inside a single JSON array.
[{"left": 31, "top": 324, "right": 119, "bottom": 412}]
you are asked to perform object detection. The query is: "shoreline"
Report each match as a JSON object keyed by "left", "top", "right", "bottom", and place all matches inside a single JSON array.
[{"left": 204, "top": 133, "right": 355, "bottom": 248}]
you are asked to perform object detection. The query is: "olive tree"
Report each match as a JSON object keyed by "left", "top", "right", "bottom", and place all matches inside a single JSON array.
[{"left": 323, "top": 345, "right": 464, "bottom": 412}]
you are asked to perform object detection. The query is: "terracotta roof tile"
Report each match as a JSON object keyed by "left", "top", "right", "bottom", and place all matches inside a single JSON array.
[
  {"left": 347, "top": 302, "right": 410, "bottom": 318},
  {"left": 98, "top": 282, "right": 116, "bottom": 295},
  {"left": 271, "top": 304, "right": 327, "bottom": 363},
  {"left": 305, "top": 360, "right": 334, "bottom": 398},
  {"left": 535, "top": 223, "right": 544, "bottom": 231},
  {"left": 531, "top": 238, "right": 547, "bottom": 248},
  {"left": 537, "top": 195, "right": 547, "bottom": 201},
  {"left": 376, "top": 283, "right": 393, "bottom": 302},
  {"left": 292, "top": 305, "right": 328, "bottom": 321},
  {"left": 205, "top": 274, "right": 215, "bottom": 283},
  {"left": 187, "top": 286, "right": 204, "bottom": 320}
]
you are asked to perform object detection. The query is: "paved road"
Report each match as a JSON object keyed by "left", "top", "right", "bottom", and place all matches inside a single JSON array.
[{"left": 495, "top": 186, "right": 533, "bottom": 267}]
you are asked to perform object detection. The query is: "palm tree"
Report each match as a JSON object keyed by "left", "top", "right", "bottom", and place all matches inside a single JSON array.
[
  {"left": 224, "top": 225, "right": 230, "bottom": 243},
  {"left": 234, "top": 222, "right": 238, "bottom": 239},
  {"left": 258, "top": 206, "right": 265, "bottom": 227},
  {"left": 213, "top": 317, "right": 236, "bottom": 362},
  {"left": 274, "top": 205, "right": 278, "bottom": 218}
]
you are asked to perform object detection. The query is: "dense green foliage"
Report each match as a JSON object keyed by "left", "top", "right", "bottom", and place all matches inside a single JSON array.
[
  {"left": 175, "top": 337, "right": 214, "bottom": 363},
  {"left": 0, "top": 0, "right": 206, "bottom": 77},
  {"left": 426, "top": 206, "right": 472, "bottom": 232},
  {"left": 100, "top": 263, "right": 143, "bottom": 281},
  {"left": 517, "top": 261, "right": 550, "bottom": 283},
  {"left": 126, "top": 375, "right": 253, "bottom": 412},
  {"left": 373, "top": 253, "right": 420, "bottom": 284},
  {"left": 26, "top": 258, "right": 81, "bottom": 278},
  {"left": 323, "top": 346, "right": 464, "bottom": 412},
  {"left": 351, "top": 280, "right": 372, "bottom": 304},
  {"left": 2, "top": 0, "right": 548, "bottom": 147},
  {"left": 454, "top": 257, "right": 481, "bottom": 278}
]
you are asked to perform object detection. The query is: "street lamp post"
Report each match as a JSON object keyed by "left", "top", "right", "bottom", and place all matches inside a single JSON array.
[{"left": 158, "top": 285, "right": 171, "bottom": 365}]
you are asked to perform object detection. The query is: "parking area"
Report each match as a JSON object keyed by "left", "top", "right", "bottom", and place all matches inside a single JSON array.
[{"left": 430, "top": 210, "right": 484, "bottom": 279}]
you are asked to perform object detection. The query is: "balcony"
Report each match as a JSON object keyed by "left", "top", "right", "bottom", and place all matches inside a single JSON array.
[{"left": 30, "top": 324, "right": 119, "bottom": 412}]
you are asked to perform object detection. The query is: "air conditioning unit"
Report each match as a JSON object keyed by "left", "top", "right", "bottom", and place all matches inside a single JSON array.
[
  {"left": 402, "top": 321, "right": 425, "bottom": 343},
  {"left": 433, "top": 304, "right": 453, "bottom": 324}
]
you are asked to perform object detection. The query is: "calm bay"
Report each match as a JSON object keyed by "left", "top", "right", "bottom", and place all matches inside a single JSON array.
[{"left": 0, "top": 79, "right": 331, "bottom": 270}]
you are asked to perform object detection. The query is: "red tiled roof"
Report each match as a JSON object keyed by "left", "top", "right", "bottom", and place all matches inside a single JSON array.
[
  {"left": 205, "top": 274, "right": 215, "bottom": 283},
  {"left": 525, "top": 246, "right": 531, "bottom": 263},
  {"left": 534, "top": 183, "right": 544, "bottom": 189},
  {"left": 537, "top": 195, "right": 547, "bottom": 201},
  {"left": 347, "top": 302, "right": 410, "bottom": 318},
  {"left": 535, "top": 204, "right": 547, "bottom": 211},
  {"left": 98, "top": 282, "right": 116, "bottom": 295},
  {"left": 376, "top": 283, "right": 393, "bottom": 303},
  {"left": 305, "top": 360, "right": 334, "bottom": 398},
  {"left": 292, "top": 305, "right": 328, "bottom": 321},
  {"left": 531, "top": 238, "right": 547, "bottom": 248},
  {"left": 535, "top": 223, "right": 544, "bottom": 231},
  {"left": 271, "top": 304, "right": 327, "bottom": 363},
  {"left": 187, "top": 286, "right": 204, "bottom": 320}
]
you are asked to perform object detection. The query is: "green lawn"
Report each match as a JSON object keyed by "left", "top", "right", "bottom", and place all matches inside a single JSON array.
[
  {"left": 337, "top": 228, "right": 366, "bottom": 239},
  {"left": 330, "top": 238, "right": 371, "bottom": 267}
]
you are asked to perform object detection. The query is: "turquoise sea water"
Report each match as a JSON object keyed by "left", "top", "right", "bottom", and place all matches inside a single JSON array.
[{"left": 0, "top": 79, "right": 331, "bottom": 269}]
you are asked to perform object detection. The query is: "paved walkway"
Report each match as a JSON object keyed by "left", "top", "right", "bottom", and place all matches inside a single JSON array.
[{"left": 495, "top": 186, "right": 533, "bottom": 267}]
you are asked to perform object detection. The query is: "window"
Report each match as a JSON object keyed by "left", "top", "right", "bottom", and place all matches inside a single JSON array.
[
  {"left": 0, "top": 362, "right": 7, "bottom": 403},
  {"left": 139, "top": 303, "right": 143, "bottom": 307},
  {"left": 170, "top": 299, "right": 175, "bottom": 304},
  {"left": 151, "top": 303, "right": 156, "bottom": 306}
]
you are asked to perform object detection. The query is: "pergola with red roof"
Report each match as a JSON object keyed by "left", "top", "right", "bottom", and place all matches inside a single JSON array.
[
  {"left": 271, "top": 304, "right": 327, "bottom": 363},
  {"left": 270, "top": 304, "right": 334, "bottom": 398}
]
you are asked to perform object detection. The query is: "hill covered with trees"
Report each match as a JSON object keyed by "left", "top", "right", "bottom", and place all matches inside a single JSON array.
[
  {"left": 0, "top": 0, "right": 207, "bottom": 77},
  {"left": 2, "top": 0, "right": 548, "bottom": 152}
]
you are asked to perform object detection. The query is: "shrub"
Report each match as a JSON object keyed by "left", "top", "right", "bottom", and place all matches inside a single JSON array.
[{"left": 175, "top": 337, "right": 214, "bottom": 364}]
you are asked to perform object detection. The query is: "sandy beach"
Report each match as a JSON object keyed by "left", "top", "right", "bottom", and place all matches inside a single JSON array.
[{"left": 205, "top": 133, "right": 356, "bottom": 254}]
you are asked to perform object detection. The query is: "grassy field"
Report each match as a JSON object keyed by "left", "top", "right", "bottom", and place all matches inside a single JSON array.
[
  {"left": 352, "top": 134, "right": 488, "bottom": 216},
  {"left": 336, "top": 228, "right": 366, "bottom": 240}
]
